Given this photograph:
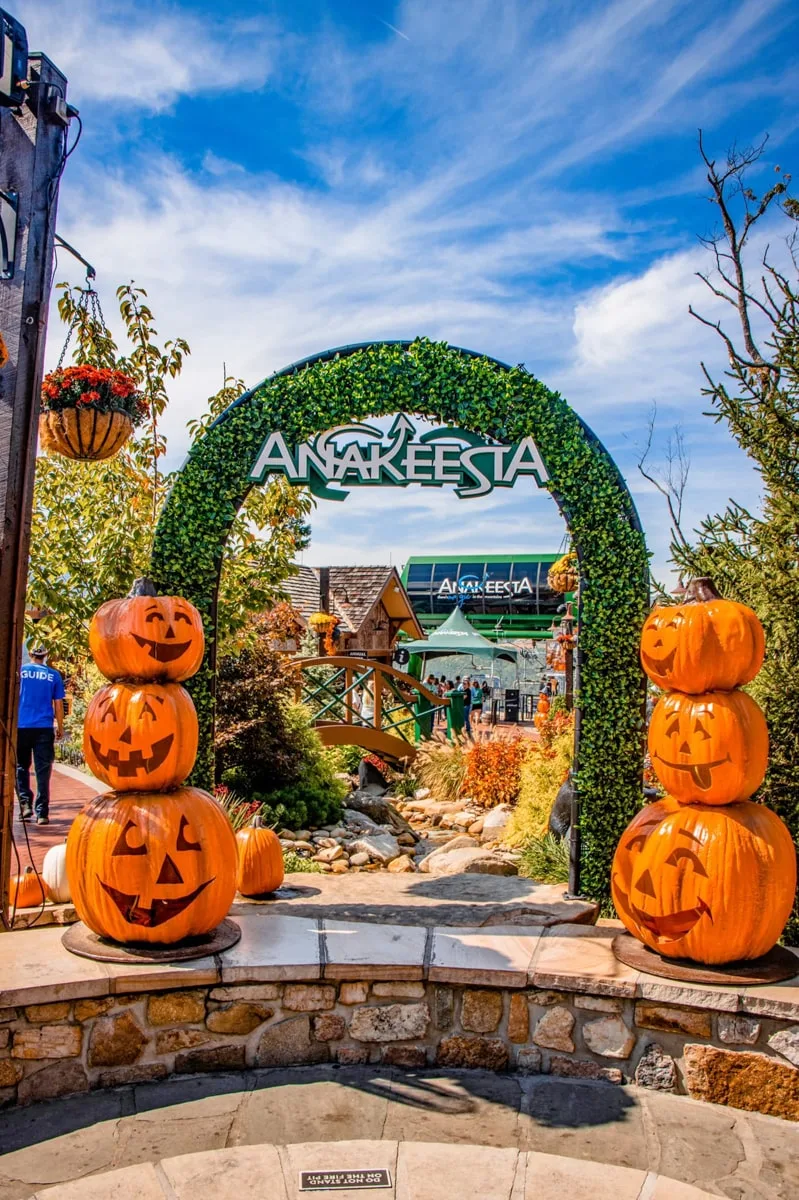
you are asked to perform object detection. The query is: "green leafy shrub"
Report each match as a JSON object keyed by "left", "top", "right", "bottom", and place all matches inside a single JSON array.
[
  {"left": 215, "top": 629, "right": 345, "bottom": 830},
  {"left": 505, "top": 712, "right": 573, "bottom": 845},
  {"left": 283, "top": 850, "right": 323, "bottom": 874},
  {"left": 518, "top": 834, "right": 570, "bottom": 884},
  {"left": 328, "top": 744, "right": 365, "bottom": 774},
  {"left": 390, "top": 767, "right": 419, "bottom": 799}
]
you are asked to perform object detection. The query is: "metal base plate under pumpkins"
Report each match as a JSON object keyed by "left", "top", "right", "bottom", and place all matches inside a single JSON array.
[
  {"left": 62, "top": 917, "right": 241, "bottom": 963},
  {"left": 612, "top": 932, "right": 799, "bottom": 985}
]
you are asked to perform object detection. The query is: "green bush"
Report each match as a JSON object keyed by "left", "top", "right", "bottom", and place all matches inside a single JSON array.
[{"left": 215, "top": 630, "right": 345, "bottom": 829}]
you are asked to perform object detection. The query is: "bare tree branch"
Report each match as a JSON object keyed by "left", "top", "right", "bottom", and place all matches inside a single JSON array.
[{"left": 637, "top": 402, "right": 692, "bottom": 551}]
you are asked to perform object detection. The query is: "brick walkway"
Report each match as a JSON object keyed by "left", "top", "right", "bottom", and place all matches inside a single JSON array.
[{"left": 10, "top": 765, "right": 99, "bottom": 874}]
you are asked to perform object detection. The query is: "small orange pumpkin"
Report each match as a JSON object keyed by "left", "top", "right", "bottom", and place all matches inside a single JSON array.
[
  {"left": 640, "top": 578, "right": 764, "bottom": 694},
  {"left": 236, "top": 816, "right": 285, "bottom": 897},
  {"left": 648, "top": 690, "right": 768, "bottom": 805},
  {"left": 612, "top": 799, "right": 796, "bottom": 963},
  {"left": 66, "top": 787, "right": 237, "bottom": 944},
  {"left": 11, "top": 865, "right": 47, "bottom": 909},
  {"left": 83, "top": 681, "right": 198, "bottom": 792},
  {"left": 89, "top": 578, "right": 204, "bottom": 683}
]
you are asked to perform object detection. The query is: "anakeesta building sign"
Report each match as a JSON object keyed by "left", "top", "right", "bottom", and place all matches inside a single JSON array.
[
  {"left": 436, "top": 574, "right": 534, "bottom": 598},
  {"left": 249, "top": 414, "right": 549, "bottom": 501}
]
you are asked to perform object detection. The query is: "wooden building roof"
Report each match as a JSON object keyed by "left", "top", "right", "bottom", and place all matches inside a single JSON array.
[{"left": 281, "top": 565, "right": 422, "bottom": 638}]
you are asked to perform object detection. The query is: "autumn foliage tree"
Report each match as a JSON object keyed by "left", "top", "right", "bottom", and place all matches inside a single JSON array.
[{"left": 28, "top": 283, "right": 311, "bottom": 666}]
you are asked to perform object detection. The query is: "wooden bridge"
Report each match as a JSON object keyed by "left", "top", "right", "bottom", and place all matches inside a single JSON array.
[{"left": 295, "top": 656, "right": 449, "bottom": 763}]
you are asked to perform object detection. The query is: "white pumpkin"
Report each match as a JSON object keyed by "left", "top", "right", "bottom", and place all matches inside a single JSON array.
[{"left": 41, "top": 840, "right": 71, "bottom": 903}]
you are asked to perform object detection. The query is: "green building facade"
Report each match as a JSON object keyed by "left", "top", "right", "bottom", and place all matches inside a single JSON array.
[{"left": 401, "top": 553, "right": 570, "bottom": 642}]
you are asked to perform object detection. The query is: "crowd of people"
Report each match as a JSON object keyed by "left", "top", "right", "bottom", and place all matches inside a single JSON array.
[{"left": 424, "top": 673, "right": 486, "bottom": 735}]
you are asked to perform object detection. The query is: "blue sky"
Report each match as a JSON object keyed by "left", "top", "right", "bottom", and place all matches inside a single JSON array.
[{"left": 18, "top": 0, "right": 799, "bottom": 579}]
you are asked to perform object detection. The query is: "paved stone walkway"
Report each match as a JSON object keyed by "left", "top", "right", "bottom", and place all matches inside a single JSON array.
[
  {"left": 1, "top": 1068, "right": 797, "bottom": 1199},
  {"left": 10, "top": 766, "right": 99, "bottom": 875}
]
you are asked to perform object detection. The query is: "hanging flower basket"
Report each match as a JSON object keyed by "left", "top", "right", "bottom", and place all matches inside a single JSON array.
[
  {"left": 548, "top": 551, "right": 578, "bottom": 594},
  {"left": 39, "top": 365, "right": 146, "bottom": 461}
]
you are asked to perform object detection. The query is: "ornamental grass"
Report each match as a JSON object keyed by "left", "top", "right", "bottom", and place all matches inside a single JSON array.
[{"left": 415, "top": 738, "right": 468, "bottom": 805}]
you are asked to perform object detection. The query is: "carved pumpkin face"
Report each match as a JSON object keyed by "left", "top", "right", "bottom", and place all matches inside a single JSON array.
[
  {"left": 83, "top": 682, "right": 198, "bottom": 792},
  {"left": 66, "top": 787, "right": 237, "bottom": 943},
  {"left": 612, "top": 799, "right": 796, "bottom": 963},
  {"left": 640, "top": 595, "right": 764, "bottom": 694},
  {"left": 90, "top": 591, "right": 204, "bottom": 683},
  {"left": 648, "top": 690, "right": 768, "bottom": 805}
]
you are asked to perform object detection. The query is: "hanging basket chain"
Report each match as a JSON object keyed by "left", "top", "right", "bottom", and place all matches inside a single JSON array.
[{"left": 55, "top": 281, "right": 111, "bottom": 371}]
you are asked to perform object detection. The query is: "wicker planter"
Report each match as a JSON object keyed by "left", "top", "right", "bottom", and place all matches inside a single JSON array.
[{"left": 39, "top": 407, "right": 133, "bottom": 461}]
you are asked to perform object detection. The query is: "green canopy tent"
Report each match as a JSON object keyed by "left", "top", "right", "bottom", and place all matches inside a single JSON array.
[{"left": 400, "top": 606, "right": 517, "bottom": 663}]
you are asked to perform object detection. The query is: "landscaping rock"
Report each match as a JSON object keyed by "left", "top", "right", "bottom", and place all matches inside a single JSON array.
[
  {"left": 73, "top": 998, "right": 114, "bottom": 1022},
  {"left": 635, "top": 1002, "right": 711, "bottom": 1038},
  {"left": 533, "top": 1006, "right": 575, "bottom": 1052},
  {"left": 461, "top": 990, "right": 503, "bottom": 1033},
  {"left": 97, "top": 1064, "right": 168, "bottom": 1088},
  {"left": 549, "top": 777, "right": 573, "bottom": 837},
  {"left": 382, "top": 1045, "right": 427, "bottom": 1068},
  {"left": 349, "top": 1003, "right": 430, "bottom": 1043},
  {"left": 516, "top": 1047, "right": 542, "bottom": 1074},
  {"left": 351, "top": 833, "right": 401, "bottom": 864},
  {"left": 256, "top": 1016, "right": 328, "bottom": 1066},
  {"left": 175, "top": 1044, "right": 246, "bottom": 1073},
  {"left": 479, "top": 805, "right": 513, "bottom": 843},
  {"left": 12, "top": 1025, "right": 82, "bottom": 1059},
  {"left": 147, "top": 991, "right": 205, "bottom": 1026},
  {"left": 387, "top": 854, "right": 415, "bottom": 873},
  {"left": 434, "top": 986, "right": 454, "bottom": 1030},
  {"left": 582, "top": 1015, "right": 635, "bottom": 1059},
  {"left": 312, "top": 1013, "right": 347, "bottom": 1041},
  {"left": 343, "top": 809, "right": 383, "bottom": 832},
  {"left": 718, "top": 1015, "right": 761, "bottom": 1046},
  {"left": 314, "top": 845, "right": 344, "bottom": 863},
  {"left": 87, "top": 1011, "right": 147, "bottom": 1067},
  {"left": 373, "top": 982, "right": 426, "bottom": 999},
  {"left": 206, "top": 1002, "right": 274, "bottom": 1035},
  {"left": 17, "top": 1061, "right": 88, "bottom": 1104},
  {"left": 549, "top": 1056, "right": 622, "bottom": 1084},
  {"left": 283, "top": 984, "right": 336, "bottom": 1012},
  {"left": 436, "top": 1036, "right": 509, "bottom": 1070},
  {"left": 348, "top": 852, "right": 369, "bottom": 867},
  {"left": 634, "top": 1042, "right": 677, "bottom": 1092},
  {"left": 508, "top": 994, "right": 529, "bottom": 1043},
  {"left": 339, "top": 982, "right": 369, "bottom": 1005},
  {"left": 768, "top": 1027, "right": 799, "bottom": 1066},
  {"left": 156, "top": 1029, "right": 212, "bottom": 1054},
  {"left": 337, "top": 1046, "right": 370, "bottom": 1065},
  {"left": 468, "top": 817, "right": 485, "bottom": 835},
  {"left": 359, "top": 760, "right": 389, "bottom": 790},
  {"left": 419, "top": 846, "right": 518, "bottom": 876},
  {"left": 684, "top": 1043, "right": 799, "bottom": 1121},
  {"left": 330, "top": 859, "right": 350, "bottom": 873}
]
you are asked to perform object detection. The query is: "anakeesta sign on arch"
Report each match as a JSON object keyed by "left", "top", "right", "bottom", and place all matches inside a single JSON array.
[
  {"left": 150, "top": 338, "right": 649, "bottom": 905},
  {"left": 249, "top": 415, "right": 549, "bottom": 501}
]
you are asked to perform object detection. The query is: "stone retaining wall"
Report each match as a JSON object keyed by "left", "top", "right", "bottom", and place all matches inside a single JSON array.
[{"left": 3, "top": 977, "right": 799, "bottom": 1120}]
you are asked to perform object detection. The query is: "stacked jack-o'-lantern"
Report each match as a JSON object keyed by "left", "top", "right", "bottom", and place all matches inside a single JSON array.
[
  {"left": 66, "top": 579, "right": 237, "bottom": 944},
  {"left": 612, "top": 578, "right": 796, "bottom": 965}
]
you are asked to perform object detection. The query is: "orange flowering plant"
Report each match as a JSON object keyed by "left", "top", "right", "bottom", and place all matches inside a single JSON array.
[
  {"left": 41, "top": 364, "right": 147, "bottom": 424},
  {"left": 463, "top": 736, "right": 527, "bottom": 808}
]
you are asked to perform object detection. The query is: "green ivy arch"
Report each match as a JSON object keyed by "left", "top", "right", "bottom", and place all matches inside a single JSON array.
[{"left": 150, "top": 338, "right": 649, "bottom": 902}]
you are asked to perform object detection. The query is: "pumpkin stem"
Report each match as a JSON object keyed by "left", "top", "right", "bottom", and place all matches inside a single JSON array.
[
  {"left": 684, "top": 577, "right": 722, "bottom": 604},
  {"left": 129, "top": 577, "right": 158, "bottom": 598},
  {"left": 251, "top": 815, "right": 267, "bottom": 829}
]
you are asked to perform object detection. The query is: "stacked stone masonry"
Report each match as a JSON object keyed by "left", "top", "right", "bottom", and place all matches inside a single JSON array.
[
  {"left": 2, "top": 916, "right": 799, "bottom": 1121},
  {"left": 3, "top": 978, "right": 799, "bottom": 1119}
]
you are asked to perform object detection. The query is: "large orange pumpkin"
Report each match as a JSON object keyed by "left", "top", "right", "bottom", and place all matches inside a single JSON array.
[
  {"left": 640, "top": 577, "right": 764, "bottom": 694},
  {"left": 11, "top": 865, "right": 47, "bottom": 909},
  {"left": 236, "top": 816, "right": 285, "bottom": 897},
  {"left": 612, "top": 799, "right": 796, "bottom": 963},
  {"left": 648, "top": 689, "right": 768, "bottom": 805},
  {"left": 90, "top": 578, "right": 204, "bottom": 683},
  {"left": 83, "top": 681, "right": 198, "bottom": 792},
  {"left": 66, "top": 787, "right": 237, "bottom": 943}
]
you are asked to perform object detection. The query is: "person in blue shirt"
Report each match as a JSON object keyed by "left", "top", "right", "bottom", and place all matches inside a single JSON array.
[{"left": 16, "top": 644, "right": 65, "bottom": 825}]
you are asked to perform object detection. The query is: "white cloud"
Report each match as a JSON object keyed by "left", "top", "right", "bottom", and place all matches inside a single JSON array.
[{"left": 17, "top": 0, "right": 277, "bottom": 109}]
